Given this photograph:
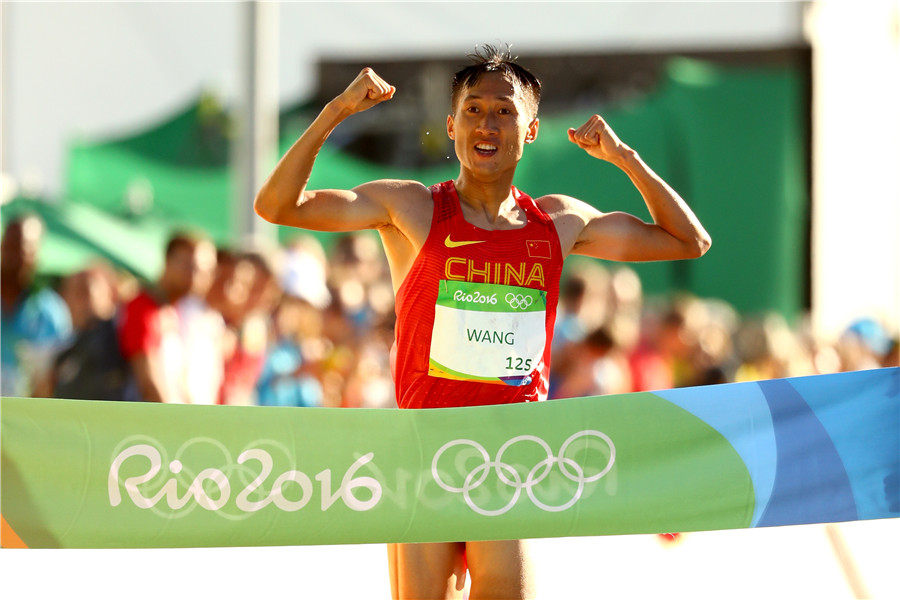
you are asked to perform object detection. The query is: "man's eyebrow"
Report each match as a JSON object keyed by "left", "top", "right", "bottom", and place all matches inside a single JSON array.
[{"left": 462, "top": 93, "right": 517, "bottom": 103}]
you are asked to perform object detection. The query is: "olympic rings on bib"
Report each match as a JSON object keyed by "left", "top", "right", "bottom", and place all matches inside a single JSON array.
[
  {"left": 431, "top": 431, "right": 615, "bottom": 516},
  {"left": 505, "top": 293, "right": 534, "bottom": 311}
]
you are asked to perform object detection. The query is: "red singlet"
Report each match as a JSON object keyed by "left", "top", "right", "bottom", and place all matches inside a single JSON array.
[{"left": 392, "top": 180, "right": 563, "bottom": 409}]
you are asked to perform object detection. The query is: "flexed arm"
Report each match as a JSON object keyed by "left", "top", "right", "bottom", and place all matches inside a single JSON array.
[
  {"left": 253, "top": 69, "right": 397, "bottom": 231},
  {"left": 561, "top": 115, "right": 711, "bottom": 262}
]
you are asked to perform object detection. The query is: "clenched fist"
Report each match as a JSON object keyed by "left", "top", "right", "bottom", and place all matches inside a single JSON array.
[
  {"left": 332, "top": 68, "right": 396, "bottom": 116},
  {"left": 567, "top": 115, "right": 631, "bottom": 164}
]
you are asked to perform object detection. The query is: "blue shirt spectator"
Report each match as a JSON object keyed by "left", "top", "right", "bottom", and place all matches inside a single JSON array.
[
  {"left": 255, "top": 338, "right": 323, "bottom": 407},
  {"left": 1, "top": 215, "right": 72, "bottom": 396}
]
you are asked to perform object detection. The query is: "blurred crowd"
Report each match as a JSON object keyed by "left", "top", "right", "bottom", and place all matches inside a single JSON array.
[{"left": 2, "top": 214, "right": 897, "bottom": 407}]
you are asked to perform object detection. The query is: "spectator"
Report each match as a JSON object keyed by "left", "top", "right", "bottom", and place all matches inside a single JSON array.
[
  {"left": 553, "top": 272, "right": 590, "bottom": 352},
  {"left": 35, "top": 263, "right": 129, "bottom": 400},
  {"left": 733, "top": 313, "right": 795, "bottom": 382},
  {"left": 255, "top": 293, "right": 324, "bottom": 408},
  {"left": 628, "top": 305, "right": 678, "bottom": 393},
  {"left": 0, "top": 214, "right": 72, "bottom": 397},
  {"left": 280, "top": 234, "right": 331, "bottom": 310},
  {"left": 606, "top": 266, "right": 643, "bottom": 354},
  {"left": 340, "top": 321, "right": 396, "bottom": 408},
  {"left": 206, "top": 248, "right": 252, "bottom": 327},
  {"left": 118, "top": 231, "right": 216, "bottom": 403},
  {"left": 551, "top": 326, "right": 630, "bottom": 398},
  {"left": 838, "top": 317, "right": 894, "bottom": 372},
  {"left": 176, "top": 237, "right": 223, "bottom": 405},
  {"left": 328, "top": 233, "right": 391, "bottom": 335},
  {"left": 214, "top": 251, "right": 275, "bottom": 405},
  {"left": 552, "top": 263, "right": 611, "bottom": 353},
  {"left": 689, "top": 299, "right": 739, "bottom": 386}
]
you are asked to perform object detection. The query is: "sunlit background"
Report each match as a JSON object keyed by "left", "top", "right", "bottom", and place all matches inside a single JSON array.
[{"left": 2, "top": 2, "right": 898, "bottom": 598}]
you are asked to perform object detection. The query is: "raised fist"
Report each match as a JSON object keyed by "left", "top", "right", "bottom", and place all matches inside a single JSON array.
[
  {"left": 567, "top": 114, "right": 628, "bottom": 163},
  {"left": 333, "top": 68, "right": 396, "bottom": 116}
]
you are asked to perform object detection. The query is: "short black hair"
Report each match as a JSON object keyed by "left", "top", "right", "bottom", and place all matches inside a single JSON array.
[
  {"left": 164, "top": 230, "right": 208, "bottom": 259},
  {"left": 451, "top": 43, "right": 541, "bottom": 117}
]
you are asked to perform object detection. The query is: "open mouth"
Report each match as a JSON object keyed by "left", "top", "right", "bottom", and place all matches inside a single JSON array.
[{"left": 474, "top": 143, "right": 498, "bottom": 157}]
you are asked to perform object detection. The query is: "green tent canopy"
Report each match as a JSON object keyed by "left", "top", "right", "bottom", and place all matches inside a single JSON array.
[
  {"left": 1, "top": 196, "right": 171, "bottom": 280},
  {"left": 65, "top": 94, "right": 315, "bottom": 246}
]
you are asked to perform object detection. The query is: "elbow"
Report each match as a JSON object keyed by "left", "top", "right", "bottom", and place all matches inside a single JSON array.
[
  {"left": 692, "top": 232, "right": 712, "bottom": 258},
  {"left": 253, "top": 186, "right": 280, "bottom": 224},
  {"left": 677, "top": 231, "right": 711, "bottom": 260}
]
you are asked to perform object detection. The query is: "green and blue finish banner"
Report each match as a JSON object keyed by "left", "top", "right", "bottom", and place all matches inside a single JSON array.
[{"left": 2, "top": 368, "right": 897, "bottom": 549}]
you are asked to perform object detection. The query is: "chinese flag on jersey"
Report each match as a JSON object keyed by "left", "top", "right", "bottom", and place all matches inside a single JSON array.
[{"left": 526, "top": 240, "right": 551, "bottom": 259}]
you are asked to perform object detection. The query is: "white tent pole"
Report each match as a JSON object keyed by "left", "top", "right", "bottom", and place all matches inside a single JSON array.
[{"left": 233, "top": 0, "right": 279, "bottom": 248}]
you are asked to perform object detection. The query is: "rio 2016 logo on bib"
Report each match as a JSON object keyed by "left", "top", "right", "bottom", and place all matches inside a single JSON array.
[{"left": 453, "top": 289, "right": 498, "bottom": 305}]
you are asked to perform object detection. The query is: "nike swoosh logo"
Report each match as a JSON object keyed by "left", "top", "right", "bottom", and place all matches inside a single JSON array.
[{"left": 444, "top": 235, "right": 486, "bottom": 248}]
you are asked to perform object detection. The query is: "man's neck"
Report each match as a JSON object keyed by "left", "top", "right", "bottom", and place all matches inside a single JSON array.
[
  {"left": 454, "top": 171, "right": 518, "bottom": 224},
  {"left": 153, "top": 281, "right": 182, "bottom": 306}
]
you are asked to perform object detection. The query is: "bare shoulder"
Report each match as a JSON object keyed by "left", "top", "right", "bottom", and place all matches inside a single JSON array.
[
  {"left": 357, "top": 179, "right": 435, "bottom": 253},
  {"left": 535, "top": 193, "right": 603, "bottom": 255},
  {"left": 535, "top": 193, "right": 600, "bottom": 218},
  {"left": 358, "top": 178, "right": 433, "bottom": 233},
  {"left": 355, "top": 178, "right": 432, "bottom": 207},
  {"left": 535, "top": 194, "right": 590, "bottom": 217}
]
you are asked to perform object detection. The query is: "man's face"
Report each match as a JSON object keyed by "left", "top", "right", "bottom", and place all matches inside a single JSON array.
[
  {"left": 165, "top": 241, "right": 216, "bottom": 300},
  {"left": 447, "top": 72, "right": 539, "bottom": 178},
  {"left": 0, "top": 217, "right": 43, "bottom": 280},
  {"left": 190, "top": 241, "right": 217, "bottom": 297},
  {"left": 61, "top": 269, "right": 116, "bottom": 330}
]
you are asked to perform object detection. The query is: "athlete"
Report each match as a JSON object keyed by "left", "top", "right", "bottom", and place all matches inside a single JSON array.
[{"left": 255, "top": 45, "right": 711, "bottom": 600}]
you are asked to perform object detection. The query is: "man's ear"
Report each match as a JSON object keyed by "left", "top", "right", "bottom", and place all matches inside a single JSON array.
[
  {"left": 525, "top": 118, "right": 539, "bottom": 144},
  {"left": 447, "top": 114, "right": 455, "bottom": 140}
]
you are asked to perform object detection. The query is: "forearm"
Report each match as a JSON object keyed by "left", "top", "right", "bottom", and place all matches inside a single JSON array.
[
  {"left": 255, "top": 68, "right": 396, "bottom": 230},
  {"left": 253, "top": 101, "right": 350, "bottom": 224},
  {"left": 614, "top": 148, "right": 711, "bottom": 256}
]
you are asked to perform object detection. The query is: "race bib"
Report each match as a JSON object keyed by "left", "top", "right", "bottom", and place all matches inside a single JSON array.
[{"left": 428, "top": 280, "right": 546, "bottom": 386}]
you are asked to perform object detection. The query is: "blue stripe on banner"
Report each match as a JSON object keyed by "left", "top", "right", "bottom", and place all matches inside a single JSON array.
[
  {"left": 757, "top": 378, "right": 857, "bottom": 527},
  {"left": 788, "top": 368, "right": 900, "bottom": 519}
]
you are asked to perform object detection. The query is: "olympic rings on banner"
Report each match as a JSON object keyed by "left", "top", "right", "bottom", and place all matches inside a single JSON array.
[
  {"left": 505, "top": 293, "right": 534, "bottom": 311},
  {"left": 431, "top": 431, "right": 615, "bottom": 516}
]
